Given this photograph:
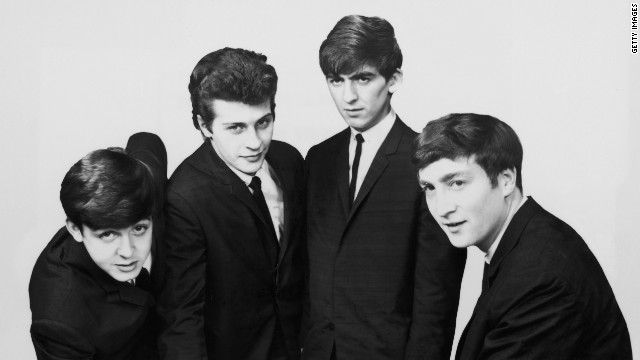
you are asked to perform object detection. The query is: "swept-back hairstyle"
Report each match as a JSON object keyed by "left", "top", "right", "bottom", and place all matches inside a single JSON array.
[
  {"left": 188, "top": 47, "right": 278, "bottom": 131},
  {"left": 412, "top": 113, "right": 524, "bottom": 191},
  {"left": 319, "top": 14, "right": 403, "bottom": 80},
  {"left": 60, "top": 148, "right": 158, "bottom": 230}
]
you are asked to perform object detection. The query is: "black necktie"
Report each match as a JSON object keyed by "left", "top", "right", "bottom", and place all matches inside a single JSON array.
[
  {"left": 135, "top": 267, "right": 151, "bottom": 291},
  {"left": 482, "top": 262, "right": 490, "bottom": 292},
  {"left": 249, "top": 176, "right": 278, "bottom": 241},
  {"left": 349, "top": 133, "right": 364, "bottom": 205}
]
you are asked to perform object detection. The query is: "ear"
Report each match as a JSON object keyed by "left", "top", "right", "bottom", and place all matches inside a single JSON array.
[
  {"left": 388, "top": 68, "right": 404, "bottom": 94},
  {"left": 197, "top": 115, "right": 213, "bottom": 139},
  {"left": 499, "top": 167, "right": 518, "bottom": 197},
  {"left": 66, "top": 220, "right": 84, "bottom": 243}
]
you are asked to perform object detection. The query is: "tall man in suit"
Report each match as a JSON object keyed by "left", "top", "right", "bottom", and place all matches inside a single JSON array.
[
  {"left": 29, "top": 132, "right": 167, "bottom": 360},
  {"left": 413, "top": 113, "right": 632, "bottom": 359},
  {"left": 304, "top": 15, "right": 467, "bottom": 360},
  {"left": 157, "top": 48, "right": 305, "bottom": 360}
]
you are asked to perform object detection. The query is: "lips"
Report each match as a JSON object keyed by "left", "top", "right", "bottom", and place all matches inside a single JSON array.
[
  {"left": 116, "top": 261, "right": 138, "bottom": 272},
  {"left": 443, "top": 221, "right": 465, "bottom": 232},
  {"left": 242, "top": 152, "right": 264, "bottom": 162}
]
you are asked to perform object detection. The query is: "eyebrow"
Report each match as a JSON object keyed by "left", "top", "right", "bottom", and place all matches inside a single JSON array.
[
  {"left": 439, "top": 171, "right": 468, "bottom": 183},
  {"left": 348, "top": 71, "right": 376, "bottom": 79},
  {"left": 220, "top": 113, "right": 273, "bottom": 126}
]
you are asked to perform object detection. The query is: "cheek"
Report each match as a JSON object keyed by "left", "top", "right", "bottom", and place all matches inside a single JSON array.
[{"left": 85, "top": 242, "right": 116, "bottom": 265}]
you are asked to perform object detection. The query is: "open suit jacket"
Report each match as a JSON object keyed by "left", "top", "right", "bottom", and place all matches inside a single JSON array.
[
  {"left": 456, "top": 197, "right": 632, "bottom": 360},
  {"left": 157, "top": 140, "right": 305, "bottom": 360},
  {"left": 29, "top": 132, "right": 168, "bottom": 360},
  {"left": 304, "top": 117, "right": 467, "bottom": 360}
]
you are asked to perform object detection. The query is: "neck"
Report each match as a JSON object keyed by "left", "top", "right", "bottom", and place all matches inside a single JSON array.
[{"left": 479, "top": 190, "right": 524, "bottom": 253}]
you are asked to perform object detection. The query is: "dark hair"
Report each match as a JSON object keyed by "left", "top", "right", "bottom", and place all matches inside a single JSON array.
[
  {"left": 188, "top": 47, "right": 278, "bottom": 131},
  {"left": 412, "top": 113, "right": 524, "bottom": 192},
  {"left": 319, "top": 15, "right": 403, "bottom": 80},
  {"left": 60, "top": 148, "right": 158, "bottom": 231}
]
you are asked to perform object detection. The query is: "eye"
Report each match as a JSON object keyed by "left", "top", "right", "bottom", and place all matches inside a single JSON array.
[
  {"left": 98, "top": 231, "right": 117, "bottom": 242},
  {"left": 132, "top": 224, "right": 148, "bottom": 235},
  {"left": 449, "top": 180, "right": 465, "bottom": 189},
  {"left": 328, "top": 78, "right": 343, "bottom": 86},
  {"left": 420, "top": 184, "right": 435, "bottom": 193},
  {"left": 256, "top": 117, "right": 273, "bottom": 129},
  {"left": 226, "top": 124, "right": 244, "bottom": 134},
  {"left": 356, "top": 77, "right": 370, "bottom": 84}
]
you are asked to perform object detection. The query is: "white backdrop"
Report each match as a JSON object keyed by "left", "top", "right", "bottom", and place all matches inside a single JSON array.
[{"left": 1, "top": 1, "right": 638, "bottom": 358}]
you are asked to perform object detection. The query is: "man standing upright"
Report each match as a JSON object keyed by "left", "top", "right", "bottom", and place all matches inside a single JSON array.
[
  {"left": 304, "top": 15, "right": 467, "bottom": 360},
  {"left": 157, "top": 48, "right": 305, "bottom": 360}
]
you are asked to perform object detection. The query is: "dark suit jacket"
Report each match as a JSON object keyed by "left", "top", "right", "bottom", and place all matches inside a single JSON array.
[
  {"left": 304, "top": 117, "right": 467, "bottom": 360},
  {"left": 29, "top": 132, "right": 167, "bottom": 360},
  {"left": 157, "top": 140, "right": 305, "bottom": 360},
  {"left": 456, "top": 197, "right": 632, "bottom": 360}
]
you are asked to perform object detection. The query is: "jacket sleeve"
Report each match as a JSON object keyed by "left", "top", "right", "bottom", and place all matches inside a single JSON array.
[
  {"left": 156, "top": 191, "right": 208, "bottom": 360},
  {"left": 478, "top": 275, "right": 583, "bottom": 359},
  {"left": 31, "top": 319, "right": 96, "bottom": 360},
  {"left": 125, "top": 132, "right": 168, "bottom": 185},
  {"left": 405, "top": 196, "right": 467, "bottom": 360}
]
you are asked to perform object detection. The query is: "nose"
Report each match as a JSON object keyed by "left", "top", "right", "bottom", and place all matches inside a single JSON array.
[
  {"left": 117, "top": 234, "right": 134, "bottom": 258},
  {"left": 342, "top": 81, "right": 358, "bottom": 103},
  {"left": 245, "top": 127, "right": 262, "bottom": 150},
  {"left": 432, "top": 192, "right": 456, "bottom": 218}
]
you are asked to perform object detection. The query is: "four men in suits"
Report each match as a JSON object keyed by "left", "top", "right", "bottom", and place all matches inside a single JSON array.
[
  {"left": 29, "top": 132, "right": 167, "bottom": 360},
  {"left": 29, "top": 15, "right": 633, "bottom": 360},
  {"left": 413, "top": 113, "right": 632, "bottom": 359},
  {"left": 303, "top": 15, "right": 467, "bottom": 360},
  {"left": 157, "top": 48, "right": 305, "bottom": 360}
]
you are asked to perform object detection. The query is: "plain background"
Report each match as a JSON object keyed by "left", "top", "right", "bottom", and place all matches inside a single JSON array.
[{"left": 1, "top": 1, "right": 638, "bottom": 358}]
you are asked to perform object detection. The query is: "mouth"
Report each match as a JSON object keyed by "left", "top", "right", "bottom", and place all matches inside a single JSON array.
[
  {"left": 443, "top": 221, "right": 466, "bottom": 232},
  {"left": 242, "top": 152, "right": 264, "bottom": 162},
  {"left": 115, "top": 261, "right": 138, "bottom": 273},
  {"left": 344, "top": 108, "right": 363, "bottom": 115}
]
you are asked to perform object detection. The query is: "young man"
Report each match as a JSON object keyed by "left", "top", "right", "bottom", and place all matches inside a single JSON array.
[
  {"left": 29, "top": 132, "right": 167, "bottom": 360},
  {"left": 413, "top": 113, "right": 632, "bottom": 359},
  {"left": 304, "top": 15, "right": 466, "bottom": 360},
  {"left": 157, "top": 48, "right": 305, "bottom": 360}
]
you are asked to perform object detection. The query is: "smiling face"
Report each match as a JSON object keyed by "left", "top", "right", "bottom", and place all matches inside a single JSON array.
[
  {"left": 199, "top": 99, "right": 273, "bottom": 176},
  {"left": 326, "top": 65, "right": 402, "bottom": 132},
  {"left": 67, "top": 218, "right": 153, "bottom": 282},
  {"left": 418, "top": 157, "right": 514, "bottom": 252}
]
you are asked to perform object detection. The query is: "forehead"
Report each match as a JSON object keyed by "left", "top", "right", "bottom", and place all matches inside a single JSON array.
[
  {"left": 211, "top": 99, "right": 272, "bottom": 123},
  {"left": 418, "top": 157, "right": 485, "bottom": 182}
]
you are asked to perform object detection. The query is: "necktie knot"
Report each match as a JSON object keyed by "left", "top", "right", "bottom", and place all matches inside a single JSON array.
[
  {"left": 355, "top": 133, "right": 364, "bottom": 144},
  {"left": 249, "top": 176, "right": 262, "bottom": 192}
]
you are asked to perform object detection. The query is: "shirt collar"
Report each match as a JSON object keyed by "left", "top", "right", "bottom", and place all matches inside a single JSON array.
[
  {"left": 227, "top": 159, "right": 270, "bottom": 186},
  {"left": 485, "top": 196, "right": 528, "bottom": 264},
  {"left": 350, "top": 108, "right": 396, "bottom": 143}
]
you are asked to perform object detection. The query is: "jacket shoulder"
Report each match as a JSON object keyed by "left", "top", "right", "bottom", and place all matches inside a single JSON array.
[
  {"left": 270, "top": 140, "right": 304, "bottom": 164},
  {"left": 306, "top": 128, "right": 349, "bottom": 160}
]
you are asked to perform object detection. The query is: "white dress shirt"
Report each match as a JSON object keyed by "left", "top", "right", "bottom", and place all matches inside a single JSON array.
[
  {"left": 349, "top": 109, "right": 396, "bottom": 200},
  {"left": 228, "top": 160, "right": 285, "bottom": 242}
]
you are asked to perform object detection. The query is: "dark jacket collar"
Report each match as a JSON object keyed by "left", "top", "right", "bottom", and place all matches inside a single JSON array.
[{"left": 485, "top": 196, "right": 542, "bottom": 285}]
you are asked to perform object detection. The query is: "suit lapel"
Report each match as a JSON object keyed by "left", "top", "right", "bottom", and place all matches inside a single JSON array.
[
  {"left": 334, "top": 129, "right": 351, "bottom": 217},
  {"left": 348, "top": 117, "right": 403, "bottom": 220},
  {"left": 196, "top": 141, "right": 278, "bottom": 266},
  {"left": 485, "top": 196, "right": 540, "bottom": 287}
]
